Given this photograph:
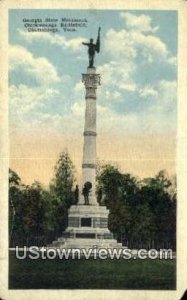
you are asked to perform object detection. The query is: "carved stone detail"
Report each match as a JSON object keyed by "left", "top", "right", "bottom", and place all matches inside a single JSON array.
[{"left": 82, "top": 74, "right": 101, "bottom": 88}]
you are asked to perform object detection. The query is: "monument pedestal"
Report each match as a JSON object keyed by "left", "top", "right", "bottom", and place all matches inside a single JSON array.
[{"left": 50, "top": 204, "right": 122, "bottom": 249}]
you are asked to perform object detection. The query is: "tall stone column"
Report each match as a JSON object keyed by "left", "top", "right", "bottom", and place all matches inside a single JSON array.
[{"left": 79, "top": 67, "right": 101, "bottom": 205}]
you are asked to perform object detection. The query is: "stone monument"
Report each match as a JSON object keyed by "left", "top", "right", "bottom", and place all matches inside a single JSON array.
[{"left": 51, "top": 28, "right": 122, "bottom": 249}]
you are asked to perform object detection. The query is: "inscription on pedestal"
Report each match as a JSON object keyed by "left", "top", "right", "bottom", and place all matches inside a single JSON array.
[{"left": 81, "top": 218, "right": 92, "bottom": 227}]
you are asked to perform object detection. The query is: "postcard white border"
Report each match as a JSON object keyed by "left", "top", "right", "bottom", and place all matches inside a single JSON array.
[{"left": 1, "top": 0, "right": 187, "bottom": 299}]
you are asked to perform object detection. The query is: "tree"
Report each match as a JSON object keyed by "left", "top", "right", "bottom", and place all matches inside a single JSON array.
[
  {"left": 108, "top": 202, "right": 132, "bottom": 244},
  {"left": 9, "top": 169, "right": 25, "bottom": 245},
  {"left": 9, "top": 151, "right": 77, "bottom": 246},
  {"left": 96, "top": 164, "right": 123, "bottom": 208},
  {"left": 96, "top": 165, "right": 139, "bottom": 244},
  {"left": 130, "top": 203, "right": 156, "bottom": 249},
  {"left": 139, "top": 170, "right": 176, "bottom": 249},
  {"left": 97, "top": 165, "right": 176, "bottom": 249},
  {"left": 9, "top": 168, "right": 21, "bottom": 186},
  {"left": 50, "top": 150, "right": 76, "bottom": 233},
  {"left": 23, "top": 181, "right": 46, "bottom": 237},
  {"left": 50, "top": 151, "right": 76, "bottom": 208}
]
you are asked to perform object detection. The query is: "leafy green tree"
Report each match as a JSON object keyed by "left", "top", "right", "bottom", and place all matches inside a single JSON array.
[
  {"left": 140, "top": 170, "right": 176, "bottom": 249},
  {"left": 50, "top": 151, "right": 76, "bottom": 208},
  {"left": 22, "top": 181, "right": 62, "bottom": 245},
  {"left": 9, "top": 151, "right": 77, "bottom": 245},
  {"left": 108, "top": 202, "right": 132, "bottom": 243},
  {"left": 9, "top": 168, "right": 21, "bottom": 186},
  {"left": 9, "top": 169, "right": 25, "bottom": 245},
  {"left": 119, "top": 173, "right": 140, "bottom": 206},
  {"left": 130, "top": 203, "right": 156, "bottom": 249},
  {"left": 96, "top": 164, "right": 123, "bottom": 208},
  {"left": 41, "top": 190, "right": 60, "bottom": 235},
  {"left": 9, "top": 161, "right": 176, "bottom": 249},
  {"left": 97, "top": 165, "right": 139, "bottom": 244},
  {"left": 23, "top": 181, "right": 46, "bottom": 237},
  {"left": 97, "top": 165, "right": 176, "bottom": 249},
  {"left": 50, "top": 150, "right": 76, "bottom": 233},
  {"left": 9, "top": 169, "right": 58, "bottom": 245},
  {"left": 47, "top": 190, "right": 68, "bottom": 236}
]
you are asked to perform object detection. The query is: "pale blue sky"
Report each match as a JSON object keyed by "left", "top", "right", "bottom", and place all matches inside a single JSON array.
[
  {"left": 9, "top": 9, "right": 177, "bottom": 136},
  {"left": 9, "top": 9, "right": 177, "bottom": 184}
]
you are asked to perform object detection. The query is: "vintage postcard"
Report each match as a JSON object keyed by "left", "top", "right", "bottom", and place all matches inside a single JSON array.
[{"left": 0, "top": 0, "right": 187, "bottom": 299}]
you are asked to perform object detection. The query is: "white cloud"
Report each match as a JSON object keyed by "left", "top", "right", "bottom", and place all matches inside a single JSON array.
[
  {"left": 9, "top": 45, "right": 61, "bottom": 85},
  {"left": 9, "top": 84, "right": 59, "bottom": 115},
  {"left": 74, "top": 81, "right": 84, "bottom": 93},
  {"left": 120, "top": 12, "right": 159, "bottom": 33},
  {"left": 71, "top": 100, "right": 84, "bottom": 117},
  {"left": 18, "top": 29, "right": 83, "bottom": 52},
  {"left": 138, "top": 80, "right": 177, "bottom": 134},
  {"left": 96, "top": 60, "right": 137, "bottom": 108},
  {"left": 139, "top": 86, "right": 158, "bottom": 98},
  {"left": 97, "top": 104, "right": 139, "bottom": 134},
  {"left": 139, "top": 80, "right": 177, "bottom": 105},
  {"left": 31, "top": 112, "right": 63, "bottom": 130},
  {"left": 9, "top": 13, "right": 177, "bottom": 137},
  {"left": 9, "top": 79, "right": 176, "bottom": 136},
  {"left": 131, "top": 31, "right": 168, "bottom": 60},
  {"left": 102, "top": 90, "right": 122, "bottom": 102},
  {"left": 9, "top": 82, "right": 84, "bottom": 133},
  {"left": 99, "top": 79, "right": 177, "bottom": 134},
  {"left": 104, "top": 28, "right": 169, "bottom": 63},
  {"left": 104, "top": 29, "right": 137, "bottom": 60},
  {"left": 168, "top": 56, "right": 177, "bottom": 66},
  {"left": 98, "top": 60, "right": 136, "bottom": 89},
  {"left": 157, "top": 80, "right": 177, "bottom": 107},
  {"left": 119, "top": 83, "right": 137, "bottom": 92},
  {"left": 99, "top": 17, "right": 176, "bottom": 97}
]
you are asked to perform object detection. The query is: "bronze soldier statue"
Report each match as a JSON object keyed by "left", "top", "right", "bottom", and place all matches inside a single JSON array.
[
  {"left": 82, "top": 181, "right": 92, "bottom": 205},
  {"left": 82, "top": 27, "right": 101, "bottom": 68},
  {"left": 74, "top": 184, "right": 79, "bottom": 204}
]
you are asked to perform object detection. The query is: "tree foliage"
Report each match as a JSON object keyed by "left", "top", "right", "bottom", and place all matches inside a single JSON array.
[
  {"left": 97, "top": 165, "right": 176, "bottom": 250},
  {"left": 50, "top": 151, "right": 76, "bottom": 207},
  {"left": 9, "top": 157, "right": 176, "bottom": 250},
  {"left": 9, "top": 150, "right": 76, "bottom": 246}
]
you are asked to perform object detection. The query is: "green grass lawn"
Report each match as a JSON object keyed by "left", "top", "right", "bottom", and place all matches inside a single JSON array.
[{"left": 9, "top": 251, "right": 176, "bottom": 290}]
